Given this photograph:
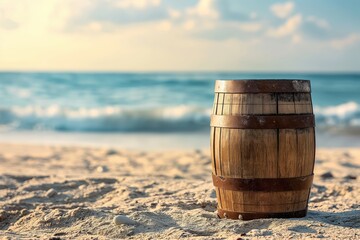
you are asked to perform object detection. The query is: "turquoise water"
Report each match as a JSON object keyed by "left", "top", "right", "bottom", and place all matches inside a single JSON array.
[{"left": 0, "top": 72, "right": 359, "bottom": 134}]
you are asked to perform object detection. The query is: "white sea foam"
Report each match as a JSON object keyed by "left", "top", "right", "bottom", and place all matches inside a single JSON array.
[
  {"left": 0, "top": 105, "right": 211, "bottom": 132},
  {"left": 314, "top": 101, "right": 360, "bottom": 127},
  {"left": 315, "top": 101, "right": 358, "bottom": 118},
  {"left": 1, "top": 102, "right": 360, "bottom": 132}
]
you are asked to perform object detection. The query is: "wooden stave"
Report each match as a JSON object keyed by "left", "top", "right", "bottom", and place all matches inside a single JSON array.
[{"left": 211, "top": 84, "right": 315, "bottom": 218}]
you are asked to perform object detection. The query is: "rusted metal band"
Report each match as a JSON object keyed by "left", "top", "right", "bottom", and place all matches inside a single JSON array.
[
  {"left": 217, "top": 208, "right": 307, "bottom": 220},
  {"left": 215, "top": 80, "right": 311, "bottom": 93},
  {"left": 210, "top": 114, "right": 315, "bottom": 129},
  {"left": 212, "top": 174, "right": 313, "bottom": 192}
]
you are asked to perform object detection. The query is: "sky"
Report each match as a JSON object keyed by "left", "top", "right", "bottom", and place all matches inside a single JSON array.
[{"left": 0, "top": 0, "right": 360, "bottom": 72}]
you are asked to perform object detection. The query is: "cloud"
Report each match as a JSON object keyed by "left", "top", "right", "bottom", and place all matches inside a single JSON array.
[
  {"left": 266, "top": 9, "right": 358, "bottom": 48},
  {"left": 48, "top": 0, "right": 262, "bottom": 42},
  {"left": 268, "top": 1, "right": 334, "bottom": 42},
  {"left": 270, "top": 2, "right": 294, "bottom": 19},
  {"left": 300, "top": 16, "right": 333, "bottom": 39},
  {"left": 49, "top": 0, "right": 262, "bottom": 42},
  {"left": 59, "top": 0, "right": 168, "bottom": 31},
  {"left": 175, "top": 0, "right": 262, "bottom": 40},
  {"left": 267, "top": 14, "right": 302, "bottom": 38},
  {"left": 267, "top": 14, "right": 334, "bottom": 43},
  {"left": 1, "top": 0, "right": 255, "bottom": 34},
  {"left": 185, "top": 0, "right": 252, "bottom": 22},
  {"left": 115, "top": 0, "right": 161, "bottom": 9},
  {"left": 306, "top": 16, "right": 330, "bottom": 30},
  {"left": 186, "top": 0, "right": 219, "bottom": 20},
  {"left": 331, "top": 34, "right": 360, "bottom": 49}
]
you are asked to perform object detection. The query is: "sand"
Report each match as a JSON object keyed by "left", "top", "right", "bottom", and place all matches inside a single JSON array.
[{"left": 0, "top": 143, "right": 359, "bottom": 239}]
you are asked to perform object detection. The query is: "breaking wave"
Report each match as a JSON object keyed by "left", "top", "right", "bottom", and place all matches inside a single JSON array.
[
  {"left": 1, "top": 102, "right": 360, "bottom": 133},
  {"left": 315, "top": 101, "right": 360, "bottom": 134},
  {"left": 0, "top": 105, "right": 211, "bottom": 132}
]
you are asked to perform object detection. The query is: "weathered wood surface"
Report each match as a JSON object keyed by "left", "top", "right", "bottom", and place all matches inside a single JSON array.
[{"left": 211, "top": 80, "right": 315, "bottom": 219}]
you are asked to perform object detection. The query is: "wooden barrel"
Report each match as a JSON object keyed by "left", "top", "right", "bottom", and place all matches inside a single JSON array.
[{"left": 210, "top": 80, "right": 315, "bottom": 220}]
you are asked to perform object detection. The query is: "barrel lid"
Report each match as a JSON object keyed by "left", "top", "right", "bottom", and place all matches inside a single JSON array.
[{"left": 215, "top": 79, "right": 311, "bottom": 93}]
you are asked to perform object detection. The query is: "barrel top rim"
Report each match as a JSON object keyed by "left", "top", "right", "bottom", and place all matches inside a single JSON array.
[
  {"left": 215, "top": 79, "right": 310, "bottom": 82},
  {"left": 214, "top": 79, "right": 311, "bottom": 93}
]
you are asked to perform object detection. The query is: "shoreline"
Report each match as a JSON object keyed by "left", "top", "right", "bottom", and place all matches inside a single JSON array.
[
  {"left": 0, "top": 130, "right": 360, "bottom": 150},
  {"left": 0, "top": 131, "right": 210, "bottom": 151}
]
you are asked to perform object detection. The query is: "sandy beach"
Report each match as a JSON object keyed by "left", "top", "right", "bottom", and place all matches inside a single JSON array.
[{"left": 0, "top": 143, "right": 358, "bottom": 239}]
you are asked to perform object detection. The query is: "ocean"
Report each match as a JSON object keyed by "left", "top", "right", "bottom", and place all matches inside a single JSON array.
[{"left": 0, "top": 72, "right": 359, "bottom": 148}]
